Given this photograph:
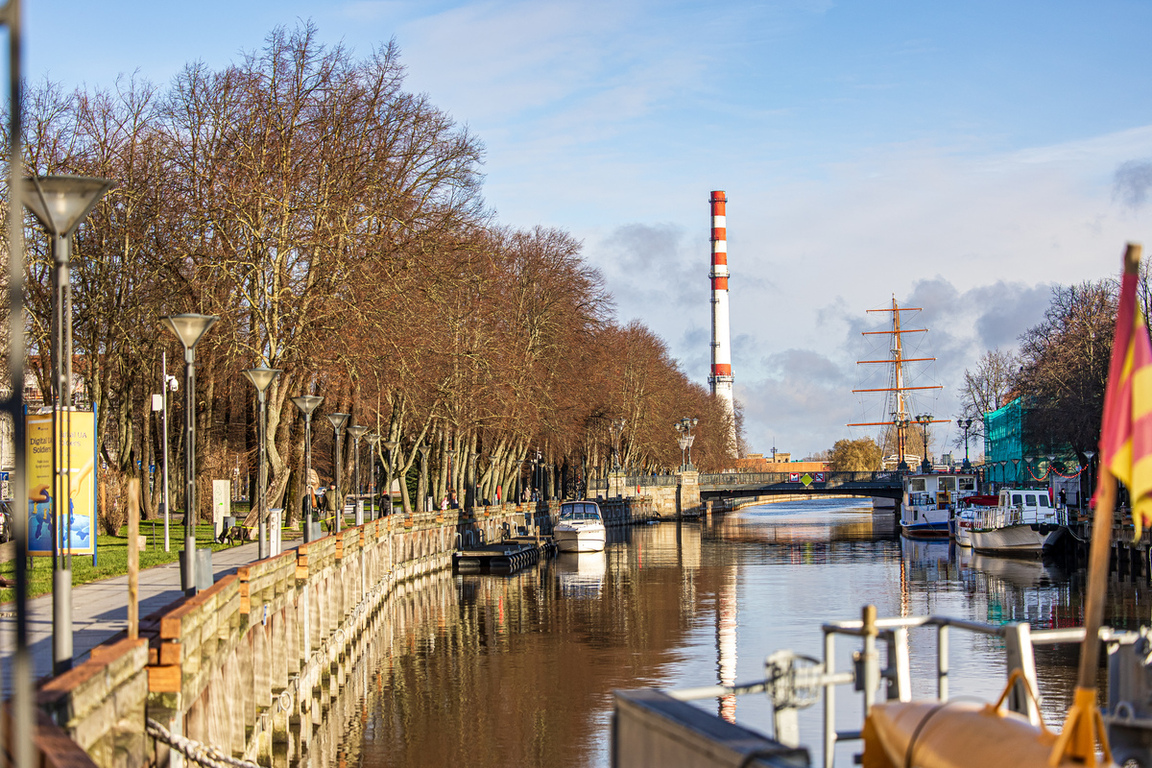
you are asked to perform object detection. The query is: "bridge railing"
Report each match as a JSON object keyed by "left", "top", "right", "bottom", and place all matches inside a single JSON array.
[
  {"left": 589, "top": 474, "right": 678, "bottom": 492},
  {"left": 698, "top": 471, "right": 902, "bottom": 486}
]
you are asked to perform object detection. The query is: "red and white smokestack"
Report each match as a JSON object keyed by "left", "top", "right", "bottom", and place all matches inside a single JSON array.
[{"left": 709, "top": 191, "right": 736, "bottom": 452}]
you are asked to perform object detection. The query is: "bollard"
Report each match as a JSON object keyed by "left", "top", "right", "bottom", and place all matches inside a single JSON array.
[{"left": 195, "top": 548, "right": 213, "bottom": 592}]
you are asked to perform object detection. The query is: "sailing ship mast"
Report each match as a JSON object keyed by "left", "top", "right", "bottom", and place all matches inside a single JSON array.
[{"left": 848, "top": 297, "right": 944, "bottom": 469}]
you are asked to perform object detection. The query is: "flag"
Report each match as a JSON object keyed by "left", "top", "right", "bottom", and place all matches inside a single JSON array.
[{"left": 1096, "top": 244, "right": 1152, "bottom": 538}]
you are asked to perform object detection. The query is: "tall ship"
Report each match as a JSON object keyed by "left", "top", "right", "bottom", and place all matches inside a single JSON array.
[{"left": 848, "top": 299, "right": 976, "bottom": 532}]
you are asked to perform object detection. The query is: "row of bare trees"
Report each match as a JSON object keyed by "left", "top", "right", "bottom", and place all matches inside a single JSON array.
[{"left": 10, "top": 24, "right": 736, "bottom": 529}]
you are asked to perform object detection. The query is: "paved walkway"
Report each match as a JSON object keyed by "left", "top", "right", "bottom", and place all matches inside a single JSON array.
[{"left": 0, "top": 538, "right": 302, "bottom": 697}]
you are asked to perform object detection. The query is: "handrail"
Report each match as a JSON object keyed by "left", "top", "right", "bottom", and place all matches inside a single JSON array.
[{"left": 668, "top": 610, "right": 1118, "bottom": 768}]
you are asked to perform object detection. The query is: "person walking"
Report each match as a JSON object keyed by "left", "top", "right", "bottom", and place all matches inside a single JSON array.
[{"left": 324, "top": 483, "right": 339, "bottom": 532}]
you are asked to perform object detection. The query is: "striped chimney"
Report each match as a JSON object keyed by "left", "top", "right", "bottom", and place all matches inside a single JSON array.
[{"left": 709, "top": 191, "right": 736, "bottom": 453}]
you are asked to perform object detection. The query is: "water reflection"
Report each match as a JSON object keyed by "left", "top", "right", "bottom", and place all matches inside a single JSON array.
[{"left": 307, "top": 499, "right": 1152, "bottom": 768}]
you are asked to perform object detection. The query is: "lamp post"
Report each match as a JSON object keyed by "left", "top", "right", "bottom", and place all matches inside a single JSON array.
[
  {"left": 327, "top": 413, "right": 350, "bottom": 532},
  {"left": 959, "top": 417, "right": 974, "bottom": 470},
  {"left": 366, "top": 433, "right": 381, "bottom": 519},
  {"left": 610, "top": 417, "right": 625, "bottom": 497},
  {"left": 915, "top": 414, "right": 933, "bottom": 472},
  {"left": 291, "top": 395, "right": 323, "bottom": 542},
  {"left": 243, "top": 365, "right": 280, "bottom": 560},
  {"left": 347, "top": 425, "right": 368, "bottom": 526},
  {"left": 383, "top": 440, "right": 398, "bottom": 515},
  {"left": 891, "top": 414, "right": 911, "bottom": 471},
  {"left": 1011, "top": 458, "right": 1021, "bottom": 486},
  {"left": 25, "top": 175, "right": 116, "bottom": 673},
  {"left": 674, "top": 417, "right": 698, "bottom": 471},
  {"left": 1084, "top": 451, "right": 1096, "bottom": 509},
  {"left": 161, "top": 313, "right": 219, "bottom": 596}
]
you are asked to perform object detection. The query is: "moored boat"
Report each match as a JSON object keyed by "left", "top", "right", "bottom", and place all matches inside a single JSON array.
[
  {"left": 970, "top": 488, "right": 1061, "bottom": 556},
  {"left": 900, "top": 471, "right": 979, "bottom": 538},
  {"left": 553, "top": 500, "right": 607, "bottom": 553},
  {"left": 951, "top": 493, "right": 998, "bottom": 547}
]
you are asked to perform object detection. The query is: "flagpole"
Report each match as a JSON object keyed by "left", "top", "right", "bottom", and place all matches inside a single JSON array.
[{"left": 1051, "top": 243, "right": 1142, "bottom": 766}]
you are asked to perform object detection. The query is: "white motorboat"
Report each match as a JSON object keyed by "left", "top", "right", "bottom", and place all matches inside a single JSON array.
[
  {"left": 951, "top": 494, "right": 999, "bottom": 547},
  {"left": 900, "top": 471, "right": 979, "bottom": 538},
  {"left": 970, "top": 488, "right": 1061, "bottom": 556},
  {"left": 553, "top": 501, "right": 606, "bottom": 553}
]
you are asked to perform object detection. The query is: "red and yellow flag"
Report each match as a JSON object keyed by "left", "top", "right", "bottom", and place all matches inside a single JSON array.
[{"left": 1096, "top": 243, "right": 1152, "bottom": 538}]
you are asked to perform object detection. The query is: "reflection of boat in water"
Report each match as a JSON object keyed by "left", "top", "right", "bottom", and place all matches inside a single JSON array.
[
  {"left": 554, "top": 501, "right": 606, "bottom": 552},
  {"left": 554, "top": 552, "right": 606, "bottom": 597},
  {"left": 970, "top": 488, "right": 1062, "bottom": 556}
]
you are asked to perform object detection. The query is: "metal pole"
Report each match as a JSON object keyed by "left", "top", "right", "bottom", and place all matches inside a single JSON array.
[
  {"left": 4, "top": 6, "right": 32, "bottom": 761},
  {"left": 162, "top": 351, "right": 170, "bottom": 551},
  {"left": 303, "top": 413, "right": 313, "bottom": 542},
  {"left": 50, "top": 231, "right": 72, "bottom": 675},
  {"left": 334, "top": 427, "right": 343, "bottom": 532},
  {"left": 257, "top": 388, "right": 267, "bottom": 560},
  {"left": 182, "top": 345, "right": 196, "bottom": 594}
]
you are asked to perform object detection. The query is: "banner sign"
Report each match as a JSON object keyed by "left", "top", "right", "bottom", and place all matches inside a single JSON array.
[{"left": 27, "top": 410, "right": 97, "bottom": 556}]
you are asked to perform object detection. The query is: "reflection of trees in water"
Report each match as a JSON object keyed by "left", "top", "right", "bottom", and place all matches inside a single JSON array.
[{"left": 310, "top": 526, "right": 730, "bottom": 768}]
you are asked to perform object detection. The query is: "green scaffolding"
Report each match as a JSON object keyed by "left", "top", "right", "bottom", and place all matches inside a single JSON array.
[{"left": 983, "top": 398, "right": 1024, "bottom": 485}]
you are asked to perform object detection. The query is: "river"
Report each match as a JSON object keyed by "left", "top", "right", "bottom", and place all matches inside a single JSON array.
[{"left": 316, "top": 498, "right": 1151, "bottom": 767}]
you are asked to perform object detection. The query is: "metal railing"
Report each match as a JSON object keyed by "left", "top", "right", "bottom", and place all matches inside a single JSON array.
[{"left": 667, "top": 606, "right": 1104, "bottom": 768}]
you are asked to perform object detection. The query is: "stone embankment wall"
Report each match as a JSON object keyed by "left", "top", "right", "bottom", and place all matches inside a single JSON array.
[{"left": 35, "top": 502, "right": 559, "bottom": 768}]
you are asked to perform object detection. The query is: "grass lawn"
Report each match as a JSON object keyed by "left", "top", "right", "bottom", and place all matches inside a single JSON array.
[{"left": 0, "top": 517, "right": 295, "bottom": 604}]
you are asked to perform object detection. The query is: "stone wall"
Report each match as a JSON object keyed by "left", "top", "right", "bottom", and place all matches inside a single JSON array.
[{"left": 38, "top": 504, "right": 545, "bottom": 767}]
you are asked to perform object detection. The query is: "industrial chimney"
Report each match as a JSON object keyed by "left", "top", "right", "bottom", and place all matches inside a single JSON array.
[{"left": 709, "top": 191, "right": 736, "bottom": 454}]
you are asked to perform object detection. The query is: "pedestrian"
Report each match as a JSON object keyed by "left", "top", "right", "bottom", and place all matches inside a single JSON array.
[
  {"left": 324, "top": 484, "right": 338, "bottom": 531},
  {"left": 440, "top": 496, "right": 448, "bottom": 512},
  {"left": 1059, "top": 487, "right": 1067, "bottom": 507}
]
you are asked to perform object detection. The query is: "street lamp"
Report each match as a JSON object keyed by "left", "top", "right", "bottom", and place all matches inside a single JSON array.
[
  {"left": 291, "top": 395, "right": 323, "bottom": 541},
  {"left": 366, "top": 433, "right": 381, "bottom": 519},
  {"left": 891, "top": 413, "right": 912, "bottom": 471},
  {"left": 243, "top": 364, "right": 280, "bottom": 560},
  {"left": 347, "top": 425, "right": 368, "bottom": 526},
  {"left": 915, "top": 414, "right": 933, "bottom": 472},
  {"left": 161, "top": 313, "right": 219, "bottom": 596},
  {"left": 609, "top": 417, "right": 626, "bottom": 497},
  {"left": 327, "top": 413, "right": 350, "bottom": 532},
  {"left": 1084, "top": 451, "right": 1096, "bottom": 508},
  {"left": 674, "top": 417, "right": 698, "bottom": 471},
  {"left": 383, "top": 440, "right": 398, "bottom": 515},
  {"left": 959, "top": 417, "right": 974, "bottom": 470},
  {"left": 25, "top": 175, "right": 116, "bottom": 674}
]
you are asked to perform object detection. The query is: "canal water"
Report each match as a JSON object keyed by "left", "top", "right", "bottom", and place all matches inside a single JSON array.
[{"left": 320, "top": 498, "right": 1152, "bottom": 767}]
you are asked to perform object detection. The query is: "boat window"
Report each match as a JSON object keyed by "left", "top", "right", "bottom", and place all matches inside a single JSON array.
[
  {"left": 560, "top": 503, "right": 600, "bottom": 521},
  {"left": 1025, "top": 494, "right": 1037, "bottom": 507},
  {"left": 939, "top": 477, "right": 956, "bottom": 491},
  {"left": 958, "top": 477, "right": 976, "bottom": 491},
  {"left": 1011, "top": 494, "right": 1024, "bottom": 506},
  {"left": 911, "top": 479, "right": 926, "bottom": 492},
  {"left": 1038, "top": 496, "right": 1050, "bottom": 507}
]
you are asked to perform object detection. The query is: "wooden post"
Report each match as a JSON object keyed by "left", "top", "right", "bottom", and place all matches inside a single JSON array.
[{"left": 128, "top": 478, "right": 139, "bottom": 640}]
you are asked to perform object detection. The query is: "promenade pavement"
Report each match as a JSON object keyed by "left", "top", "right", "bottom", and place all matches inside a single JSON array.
[{"left": 0, "top": 536, "right": 303, "bottom": 697}]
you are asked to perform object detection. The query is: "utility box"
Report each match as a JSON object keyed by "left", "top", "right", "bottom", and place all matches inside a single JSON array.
[{"left": 212, "top": 480, "right": 231, "bottom": 540}]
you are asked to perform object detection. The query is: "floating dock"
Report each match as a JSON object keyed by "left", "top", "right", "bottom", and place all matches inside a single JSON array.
[{"left": 453, "top": 537, "right": 556, "bottom": 574}]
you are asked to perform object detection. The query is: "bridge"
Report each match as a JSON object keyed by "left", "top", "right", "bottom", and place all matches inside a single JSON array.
[
  {"left": 596, "top": 471, "right": 904, "bottom": 503},
  {"left": 697, "top": 471, "right": 903, "bottom": 501}
]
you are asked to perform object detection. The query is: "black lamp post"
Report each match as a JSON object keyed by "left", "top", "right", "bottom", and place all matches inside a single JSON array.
[
  {"left": 161, "top": 313, "right": 219, "bottom": 596},
  {"left": 25, "top": 175, "right": 116, "bottom": 674},
  {"left": 327, "top": 413, "right": 349, "bottom": 532},
  {"left": 243, "top": 364, "right": 280, "bottom": 560},
  {"left": 959, "top": 417, "right": 974, "bottom": 470},
  {"left": 915, "top": 414, "right": 933, "bottom": 472},
  {"left": 347, "top": 425, "right": 368, "bottom": 525},
  {"left": 610, "top": 417, "right": 625, "bottom": 497},
  {"left": 366, "top": 433, "right": 381, "bottom": 519},
  {"left": 291, "top": 395, "right": 323, "bottom": 541},
  {"left": 674, "top": 417, "right": 698, "bottom": 471}
]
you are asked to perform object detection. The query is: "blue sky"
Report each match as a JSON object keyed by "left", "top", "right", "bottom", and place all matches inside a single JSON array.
[{"left": 24, "top": 0, "right": 1152, "bottom": 459}]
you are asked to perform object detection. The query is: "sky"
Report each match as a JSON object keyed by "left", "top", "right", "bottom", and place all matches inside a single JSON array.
[{"left": 21, "top": 0, "right": 1152, "bottom": 460}]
